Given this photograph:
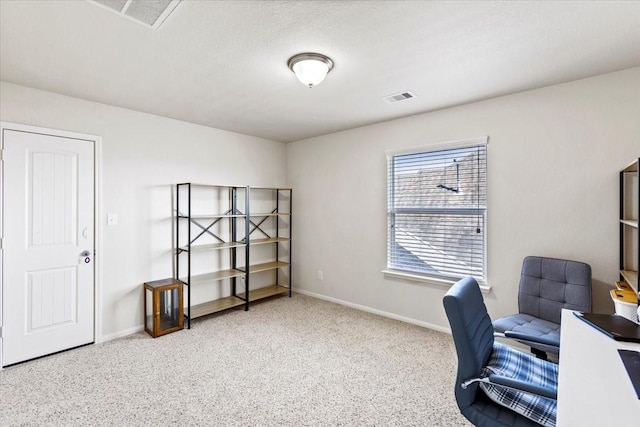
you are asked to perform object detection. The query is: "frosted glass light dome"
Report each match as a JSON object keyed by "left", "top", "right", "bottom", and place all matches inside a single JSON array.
[{"left": 288, "top": 53, "right": 334, "bottom": 88}]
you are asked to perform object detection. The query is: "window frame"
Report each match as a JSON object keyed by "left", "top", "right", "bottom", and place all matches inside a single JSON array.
[{"left": 383, "top": 136, "right": 489, "bottom": 290}]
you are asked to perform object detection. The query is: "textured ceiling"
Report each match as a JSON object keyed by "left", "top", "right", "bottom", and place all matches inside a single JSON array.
[{"left": 1, "top": 1, "right": 639, "bottom": 143}]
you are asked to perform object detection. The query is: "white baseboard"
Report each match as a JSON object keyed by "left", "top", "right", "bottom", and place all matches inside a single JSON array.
[
  {"left": 294, "top": 288, "right": 452, "bottom": 334},
  {"left": 99, "top": 325, "right": 144, "bottom": 343}
]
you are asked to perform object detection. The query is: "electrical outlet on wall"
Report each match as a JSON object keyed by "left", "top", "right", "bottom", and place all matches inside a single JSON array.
[{"left": 317, "top": 270, "right": 323, "bottom": 281}]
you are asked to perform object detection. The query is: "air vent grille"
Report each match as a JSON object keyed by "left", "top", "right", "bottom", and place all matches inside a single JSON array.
[
  {"left": 89, "top": 0, "right": 181, "bottom": 30},
  {"left": 382, "top": 91, "right": 417, "bottom": 104}
]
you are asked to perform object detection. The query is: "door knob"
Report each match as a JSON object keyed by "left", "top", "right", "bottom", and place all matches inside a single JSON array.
[{"left": 80, "top": 250, "right": 92, "bottom": 264}]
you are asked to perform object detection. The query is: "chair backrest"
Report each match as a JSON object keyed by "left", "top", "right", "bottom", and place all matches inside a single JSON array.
[
  {"left": 443, "top": 277, "right": 495, "bottom": 409},
  {"left": 518, "top": 256, "right": 592, "bottom": 324}
]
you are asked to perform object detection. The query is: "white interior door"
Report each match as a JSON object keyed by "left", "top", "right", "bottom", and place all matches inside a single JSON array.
[{"left": 2, "top": 128, "right": 95, "bottom": 366}]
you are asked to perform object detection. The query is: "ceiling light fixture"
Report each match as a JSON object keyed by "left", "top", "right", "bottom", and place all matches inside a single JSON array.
[{"left": 287, "top": 53, "right": 334, "bottom": 88}]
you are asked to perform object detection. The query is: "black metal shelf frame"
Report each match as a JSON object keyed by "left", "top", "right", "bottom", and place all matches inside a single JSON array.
[
  {"left": 619, "top": 158, "right": 639, "bottom": 305},
  {"left": 175, "top": 183, "right": 250, "bottom": 329},
  {"left": 245, "top": 187, "right": 293, "bottom": 298},
  {"left": 174, "top": 184, "right": 292, "bottom": 328}
]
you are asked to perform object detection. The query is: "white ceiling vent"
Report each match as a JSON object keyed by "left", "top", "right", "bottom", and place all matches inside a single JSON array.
[
  {"left": 382, "top": 91, "right": 417, "bottom": 104},
  {"left": 88, "top": 0, "right": 181, "bottom": 30}
]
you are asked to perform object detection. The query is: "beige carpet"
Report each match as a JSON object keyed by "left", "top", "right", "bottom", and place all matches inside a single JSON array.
[{"left": 0, "top": 293, "right": 470, "bottom": 426}]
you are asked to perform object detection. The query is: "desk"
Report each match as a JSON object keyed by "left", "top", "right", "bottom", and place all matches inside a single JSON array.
[{"left": 557, "top": 309, "right": 640, "bottom": 425}]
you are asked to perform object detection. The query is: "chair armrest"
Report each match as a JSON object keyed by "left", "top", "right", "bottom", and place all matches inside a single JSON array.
[
  {"left": 488, "top": 374, "right": 557, "bottom": 400},
  {"left": 502, "top": 331, "right": 560, "bottom": 348}
]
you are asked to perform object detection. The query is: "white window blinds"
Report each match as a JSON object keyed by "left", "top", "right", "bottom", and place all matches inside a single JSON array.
[{"left": 387, "top": 139, "right": 487, "bottom": 284}]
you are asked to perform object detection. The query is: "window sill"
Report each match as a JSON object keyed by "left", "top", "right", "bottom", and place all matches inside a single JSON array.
[{"left": 382, "top": 269, "right": 491, "bottom": 294}]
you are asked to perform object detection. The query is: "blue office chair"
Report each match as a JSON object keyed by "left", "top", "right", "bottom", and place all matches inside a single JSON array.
[
  {"left": 492, "top": 256, "right": 592, "bottom": 360},
  {"left": 443, "top": 277, "right": 559, "bottom": 427}
]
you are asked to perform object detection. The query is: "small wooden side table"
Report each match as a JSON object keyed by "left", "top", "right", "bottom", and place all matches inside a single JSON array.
[{"left": 144, "top": 278, "right": 184, "bottom": 337}]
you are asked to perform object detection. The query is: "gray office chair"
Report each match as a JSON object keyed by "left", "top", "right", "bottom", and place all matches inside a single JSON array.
[
  {"left": 443, "top": 277, "right": 558, "bottom": 427},
  {"left": 492, "top": 256, "right": 592, "bottom": 359}
]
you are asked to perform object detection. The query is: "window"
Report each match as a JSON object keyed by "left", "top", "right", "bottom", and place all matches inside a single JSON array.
[{"left": 386, "top": 137, "right": 487, "bottom": 285}]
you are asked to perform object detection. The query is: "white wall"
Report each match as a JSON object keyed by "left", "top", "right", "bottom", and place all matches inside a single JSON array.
[
  {"left": 0, "top": 81, "right": 287, "bottom": 339},
  {"left": 287, "top": 67, "right": 640, "bottom": 330},
  {"left": 1, "top": 67, "right": 638, "bottom": 341}
]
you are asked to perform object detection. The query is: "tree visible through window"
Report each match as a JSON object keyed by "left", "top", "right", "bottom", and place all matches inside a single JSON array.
[{"left": 387, "top": 138, "right": 487, "bottom": 284}]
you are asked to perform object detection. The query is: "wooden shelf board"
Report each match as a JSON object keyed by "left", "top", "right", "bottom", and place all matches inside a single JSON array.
[
  {"left": 620, "top": 219, "right": 639, "bottom": 228},
  {"left": 177, "top": 183, "right": 247, "bottom": 189},
  {"left": 250, "top": 187, "right": 292, "bottom": 191},
  {"left": 249, "top": 237, "right": 290, "bottom": 246},
  {"left": 183, "top": 268, "right": 246, "bottom": 282},
  {"left": 249, "top": 261, "right": 290, "bottom": 273},
  {"left": 182, "top": 242, "right": 246, "bottom": 251},
  {"left": 188, "top": 296, "right": 246, "bottom": 318},
  {"left": 185, "top": 214, "right": 246, "bottom": 219},
  {"left": 621, "top": 160, "right": 638, "bottom": 173},
  {"left": 250, "top": 212, "right": 291, "bottom": 217},
  {"left": 187, "top": 286, "right": 289, "bottom": 319},
  {"left": 184, "top": 262, "right": 290, "bottom": 282},
  {"left": 238, "top": 284, "right": 290, "bottom": 302},
  {"left": 620, "top": 270, "right": 638, "bottom": 293}
]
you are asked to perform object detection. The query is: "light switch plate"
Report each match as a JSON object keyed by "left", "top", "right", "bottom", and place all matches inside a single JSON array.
[{"left": 107, "top": 213, "right": 118, "bottom": 226}]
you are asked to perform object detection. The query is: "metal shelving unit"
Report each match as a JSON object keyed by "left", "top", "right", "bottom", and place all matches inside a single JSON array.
[
  {"left": 247, "top": 187, "right": 292, "bottom": 300},
  {"left": 619, "top": 158, "right": 639, "bottom": 308},
  {"left": 175, "top": 184, "right": 292, "bottom": 328},
  {"left": 175, "top": 183, "right": 250, "bottom": 328}
]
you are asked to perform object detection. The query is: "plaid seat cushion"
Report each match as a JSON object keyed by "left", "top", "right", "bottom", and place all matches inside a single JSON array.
[{"left": 479, "top": 342, "right": 558, "bottom": 427}]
